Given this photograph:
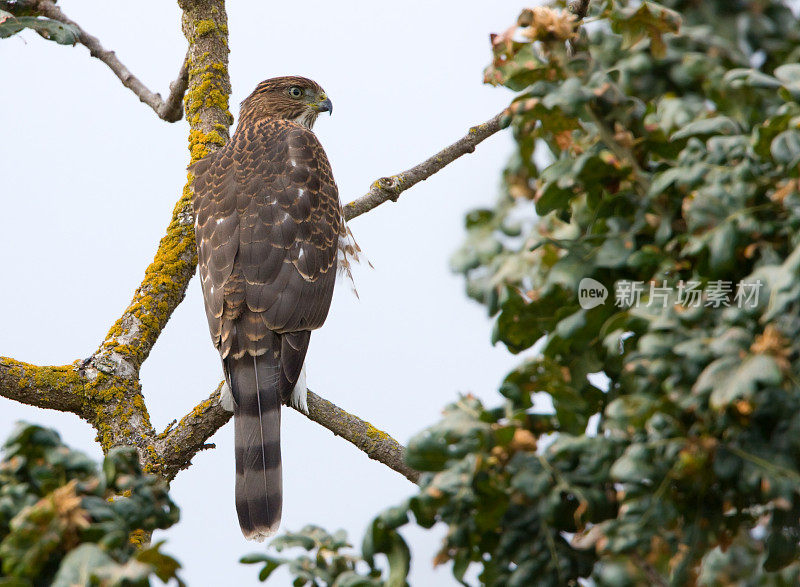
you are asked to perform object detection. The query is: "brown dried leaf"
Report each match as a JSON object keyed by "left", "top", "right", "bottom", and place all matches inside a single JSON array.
[
  {"left": 751, "top": 324, "right": 791, "bottom": 371},
  {"left": 51, "top": 479, "right": 90, "bottom": 531},
  {"left": 509, "top": 428, "right": 537, "bottom": 453},
  {"left": 518, "top": 7, "right": 578, "bottom": 43}
]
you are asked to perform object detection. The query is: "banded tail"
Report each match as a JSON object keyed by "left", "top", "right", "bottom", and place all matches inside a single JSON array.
[{"left": 224, "top": 331, "right": 310, "bottom": 541}]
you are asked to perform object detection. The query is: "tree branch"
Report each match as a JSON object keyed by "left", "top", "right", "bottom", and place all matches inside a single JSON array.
[
  {"left": 155, "top": 383, "right": 230, "bottom": 480},
  {"left": 28, "top": 0, "right": 189, "bottom": 122},
  {"left": 93, "top": 0, "right": 232, "bottom": 378},
  {"left": 0, "top": 353, "right": 416, "bottom": 483},
  {"left": 0, "top": 357, "right": 157, "bottom": 462},
  {"left": 157, "top": 385, "right": 419, "bottom": 484},
  {"left": 303, "top": 389, "right": 419, "bottom": 483},
  {"left": 342, "top": 111, "right": 509, "bottom": 221},
  {"left": 1, "top": 0, "right": 231, "bottom": 471},
  {"left": 160, "top": 57, "right": 190, "bottom": 122},
  {"left": 0, "top": 358, "right": 84, "bottom": 415}
]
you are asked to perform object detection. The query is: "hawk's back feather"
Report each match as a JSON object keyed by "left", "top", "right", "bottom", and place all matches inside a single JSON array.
[{"left": 193, "top": 119, "right": 341, "bottom": 357}]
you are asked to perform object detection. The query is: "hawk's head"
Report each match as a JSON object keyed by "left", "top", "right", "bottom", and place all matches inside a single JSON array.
[{"left": 239, "top": 76, "right": 332, "bottom": 130}]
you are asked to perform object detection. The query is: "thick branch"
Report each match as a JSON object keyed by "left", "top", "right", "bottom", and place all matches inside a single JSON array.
[
  {"left": 157, "top": 385, "right": 419, "bottom": 484},
  {"left": 0, "top": 1, "right": 230, "bottom": 464},
  {"left": 343, "top": 111, "right": 509, "bottom": 221},
  {"left": 0, "top": 358, "right": 84, "bottom": 414},
  {"left": 155, "top": 383, "right": 231, "bottom": 480},
  {"left": 29, "top": 0, "right": 188, "bottom": 122},
  {"left": 94, "top": 0, "right": 232, "bottom": 377},
  {"left": 0, "top": 357, "right": 157, "bottom": 462}
]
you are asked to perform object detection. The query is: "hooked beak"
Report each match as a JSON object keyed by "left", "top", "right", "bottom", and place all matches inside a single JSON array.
[{"left": 313, "top": 96, "right": 333, "bottom": 115}]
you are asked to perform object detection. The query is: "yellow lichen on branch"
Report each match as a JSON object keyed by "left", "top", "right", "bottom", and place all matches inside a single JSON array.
[
  {"left": 0, "top": 358, "right": 84, "bottom": 412},
  {"left": 0, "top": 357, "right": 154, "bottom": 462},
  {"left": 94, "top": 0, "right": 232, "bottom": 378},
  {"left": 185, "top": 54, "right": 232, "bottom": 161}
]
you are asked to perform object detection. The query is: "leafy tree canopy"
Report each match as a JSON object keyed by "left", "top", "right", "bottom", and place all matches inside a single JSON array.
[{"left": 0, "top": 423, "right": 182, "bottom": 586}]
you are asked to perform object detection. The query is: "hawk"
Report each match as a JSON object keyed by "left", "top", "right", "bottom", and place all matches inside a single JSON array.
[{"left": 191, "top": 76, "right": 357, "bottom": 541}]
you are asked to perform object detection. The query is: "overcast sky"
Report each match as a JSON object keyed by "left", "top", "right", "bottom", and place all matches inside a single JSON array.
[{"left": 0, "top": 1, "right": 527, "bottom": 584}]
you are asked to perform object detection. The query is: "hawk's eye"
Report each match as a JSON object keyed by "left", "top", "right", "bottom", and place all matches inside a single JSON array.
[{"left": 288, "top": 87, "right": 303, "bottom": 98}]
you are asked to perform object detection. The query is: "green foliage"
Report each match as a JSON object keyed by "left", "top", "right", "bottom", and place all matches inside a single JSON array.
[
  {"left": 0, "top": 10, "right": 79, "bottom": 45},
  {"left": 446, "top": 0, "right": 800, "bottom": 583},
  {"left": 610, "top": 1, "right": 682, "bottom": 58},
  {"left": 0, "top": 423, "right": 182, "bottom": 586},
  {"left": 242, "top": 525, "right": 389, "bottom": 586}
]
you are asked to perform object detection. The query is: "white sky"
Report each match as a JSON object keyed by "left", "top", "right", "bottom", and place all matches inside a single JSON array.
[{"left": 0, "top": 1, "right": 526, "bottom": 584}]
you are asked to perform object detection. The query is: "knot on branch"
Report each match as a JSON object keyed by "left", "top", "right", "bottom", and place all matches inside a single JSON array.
[
  {"left": 374, "top": 176, "right": 402, "bottom": 201},
  {"left": 91, "top": 351, "right": 136, "bottom": 379}
]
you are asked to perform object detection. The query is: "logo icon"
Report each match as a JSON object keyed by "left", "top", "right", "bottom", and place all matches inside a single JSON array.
[{"left": 578, "top": 278, "right": 608, "bottom": 309}]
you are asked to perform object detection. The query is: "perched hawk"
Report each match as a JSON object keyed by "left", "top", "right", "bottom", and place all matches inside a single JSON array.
[{"left": 191, "top": 76, "right": 356, "bottom": 541}]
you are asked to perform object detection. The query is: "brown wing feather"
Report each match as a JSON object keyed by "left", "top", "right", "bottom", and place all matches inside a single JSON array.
[
  {"left": 192, "top": 149, "right": 239, "bottom": 353},
  {"left": 192, "top": 119, "right": 341, "bottom": 359}
]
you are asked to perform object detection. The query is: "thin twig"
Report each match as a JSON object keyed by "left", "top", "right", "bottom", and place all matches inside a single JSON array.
[
  {"left": 567, "top": 0, "right": 592, "bottom": 53},
  {"left": 159, "top": 55, "right": 189, "bottom": 122},
  {"left": 343, "top": 111, "right": 509, "bottom": 221},
  {"left": 33, "top": 0, "right": 188, "bottom": 122},
  {"left": 586, "top": 107, "right": 650, "bottom": 196},
  {"left": 631, "top": 553, "right": 668, "bottom": 587},
  {"left": 568, "top": 0, "right": 592, "bottom": 20}
]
